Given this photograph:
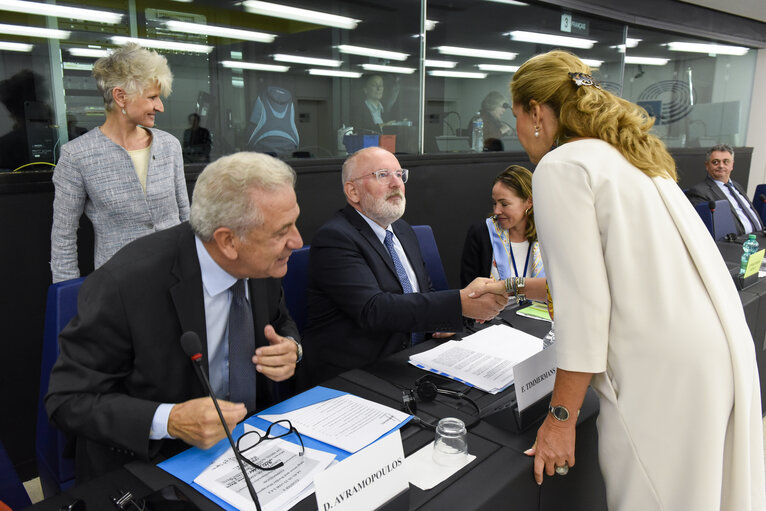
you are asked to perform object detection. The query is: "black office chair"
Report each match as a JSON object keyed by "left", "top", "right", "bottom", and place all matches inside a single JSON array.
[
  {"left": 412, "top": 225, "right": 449, "bottom": 291},
  {"left": 694, "top": 199, "right": 738, "bottom": 240},
  {"left": 282, "top": 246, "right": 310, "bottom": 334},
  {"left": 36, "top": 277, "right": 83, "bottom": 497}
]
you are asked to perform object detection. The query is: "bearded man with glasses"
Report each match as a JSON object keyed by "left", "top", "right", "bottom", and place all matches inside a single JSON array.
[{"left": 303, "top": 147, "right": 508, "bottom": 385}]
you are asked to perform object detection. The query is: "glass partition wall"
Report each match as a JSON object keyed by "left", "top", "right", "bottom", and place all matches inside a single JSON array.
[{"left": 0, "top": 0, "right": 757, "bottom": 171}]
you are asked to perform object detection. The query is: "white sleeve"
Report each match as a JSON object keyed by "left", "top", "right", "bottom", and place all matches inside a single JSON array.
[{"left": 533, "top": 159, "right": 611, "bottom": 373}]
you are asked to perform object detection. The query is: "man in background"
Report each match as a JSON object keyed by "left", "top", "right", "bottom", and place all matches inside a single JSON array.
[{"left": 686, "top": 143, "right": 763, "bottom": 235}]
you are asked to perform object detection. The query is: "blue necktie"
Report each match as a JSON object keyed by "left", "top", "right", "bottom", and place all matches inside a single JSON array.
[
  {"left": 726, "top": 181, "right": 763, "bottom": 232},
  {"left": 228, "top": 279, "right": 256, "bottom": 412},
  {"left": 384, "top": 231, "right": 424, "bottom": 345}
]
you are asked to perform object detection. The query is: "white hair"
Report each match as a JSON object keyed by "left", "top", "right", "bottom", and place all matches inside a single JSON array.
[
  {"left": 92, "top": 42, "right": 173, "bottom": 111},
  {"left": 190, "top": 152, "right": 296, "bottom": 241}
]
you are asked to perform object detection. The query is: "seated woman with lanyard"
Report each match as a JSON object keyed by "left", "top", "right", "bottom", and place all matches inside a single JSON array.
[{"left": 460, "top": 165, "right": 547, "bottom": 302}]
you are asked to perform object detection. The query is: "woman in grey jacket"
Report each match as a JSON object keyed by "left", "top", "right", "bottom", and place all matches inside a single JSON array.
[{"left": 51, "top": 43, "right": 189, "bottom": 282}]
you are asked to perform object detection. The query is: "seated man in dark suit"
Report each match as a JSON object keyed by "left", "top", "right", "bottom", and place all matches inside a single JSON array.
[
  {"left": 686, "top": 143, "right": 764, "bottom": 235},
  {"left": 46, "top": 152, "right": 304, "bottom": 482},
  {"left": 304, "top": 146, "right": 507, "bottom": 385}
]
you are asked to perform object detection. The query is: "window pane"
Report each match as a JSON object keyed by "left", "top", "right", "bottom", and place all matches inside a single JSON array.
[
  {"left": 424, "top": 1, "right": 626, "bottom": 155},
  {"left": 624, "top": 26, "right": 755, "bottom": 149}
]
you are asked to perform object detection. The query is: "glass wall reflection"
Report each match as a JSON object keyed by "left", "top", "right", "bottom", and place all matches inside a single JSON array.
[{"left": 0, "top": 0, "right": 757, "bottom": 171}]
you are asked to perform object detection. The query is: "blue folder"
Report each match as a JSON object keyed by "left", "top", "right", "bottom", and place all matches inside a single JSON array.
[{"left": 158, "top": 386, "right": 411, "bottom": 511}]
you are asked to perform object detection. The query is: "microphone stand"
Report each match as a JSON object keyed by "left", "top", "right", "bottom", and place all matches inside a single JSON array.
[{"left": 189, "top": 357, "right": 262, "bottom": 511}]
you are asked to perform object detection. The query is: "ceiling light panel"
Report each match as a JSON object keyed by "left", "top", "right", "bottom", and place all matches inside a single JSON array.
[
  {"left": 436, "top": 46, "right": 516, "bottom": 60},
  {"left": 164, "top": 21, "right": 275, "bottom": 43},
  {"left": 0, "top": 0, "right": 122, "bottom": 24},
  {"left": 308, "top": 69, "right": 361, "bottom": 78},
  {"left": 425, "top": 60, "right": 457, "bottom": 68},
  {"left": 508, "top": 30, "right": 596, "bottom": 49},
  {"left": 273, "top": 54, "right": 341, "bottom": 67},
  {"left": 111, "top": 36, "right": 212, "bottom": 54},
  {"left": 0, "top": 40, "right": 33, "bottom": 52},
  {"left": 666, "top": 41, "right": 749, "bottom": 56},
  {"left": 221, "top": 60, "right": 289, "bottom": 72},
  {"left": 68, "top": 47, "right": 111, "bottom": 58},
  {"left": 428, "top": 70, "right": 487, "bottom": 79},
  {"left": 624, "top": 56, "right": 669, "bottom": 66},
  {"left": 337, "top": 44, "right": 408, "bottom": 61},
  {"left": 242, "top": 1, "right": 360, "bottom": 30},
  {"left": 360, "top": 63, "right": 415, "bottom": 74},
  {"left": 478, "top": 63, "right": 519, "bottom": 72},
  {"left": 0, "top": 22, "right": 69, "bottom": 39}
]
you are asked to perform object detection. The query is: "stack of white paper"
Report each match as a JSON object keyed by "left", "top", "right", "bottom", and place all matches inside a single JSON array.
[
  {"left": 408, "top": 324, "right": 544, "bottom": 394},
  {"left": 259, "top": 394, "right": 411, "bottom": 453},
  {"left": 194, "top": 424, "right": 336, "bottom": 511}
]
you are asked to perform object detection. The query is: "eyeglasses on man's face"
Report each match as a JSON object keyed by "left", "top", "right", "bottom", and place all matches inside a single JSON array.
[
  {"left": 350, "top": 168, "right": 409, "bottom": 184},
  {"left": 235, "top": 419, "right": 305, "bottom": 471}
]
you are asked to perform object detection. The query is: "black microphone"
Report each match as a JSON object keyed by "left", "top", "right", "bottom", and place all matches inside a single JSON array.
[
  {"left": 708, "top": 200, "right": 717, "bottom": 240},
  {"left": 180, "top": 332, "right": 262, "bottom": 511}
]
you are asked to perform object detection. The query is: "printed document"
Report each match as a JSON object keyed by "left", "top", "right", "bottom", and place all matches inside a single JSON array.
[
  {"left": 259, "top": 394, "right": 410, "bottom": 453},
  {"left": 194, "top": 424, "right": 335, "bottom": 511},
  {"left": 408, "top": 324, "right": 543, "bottom": 393}
]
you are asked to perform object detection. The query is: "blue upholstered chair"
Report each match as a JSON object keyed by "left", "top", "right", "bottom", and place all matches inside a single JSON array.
[
  {"left": 753, "top": 184, "right": 766, "bottom": 226},
  {"left": 282, "top": 246, "right": 311, "bottom": 334},
  {"left": 36, "top": 277, "right": 83, "bottom": 497},
  {"left": 412, "top": 225, "right": 449, "bottom": 291},
  {"left": 0, "top": 440, "right": 31, "bottom": 510},
  {"left": 694, "top": 199, "right": 738, "bottom": 240}
]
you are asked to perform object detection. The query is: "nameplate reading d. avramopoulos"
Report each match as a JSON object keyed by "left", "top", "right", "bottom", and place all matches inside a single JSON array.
[
  {"left": 314, "top": 430, "right": 408, "bottom": 511},
  {"left": 514, "top": 345, "right": 557, "bottom": 412}
]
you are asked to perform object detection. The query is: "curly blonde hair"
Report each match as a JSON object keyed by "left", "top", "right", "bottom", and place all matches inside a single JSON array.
[
  {"left": 93, "top": 43, "right": 173, "bottom": 112},
  {"left": 511, "top": 50, "right": 677, "bottom": 181},
  {"left": 493, "top": 165, "right": 537, "bottom": 242}
]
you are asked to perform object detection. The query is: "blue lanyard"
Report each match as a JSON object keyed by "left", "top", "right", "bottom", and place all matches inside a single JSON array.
[{"left": 509, "top": 242, "right": 532, "bottom": 278}]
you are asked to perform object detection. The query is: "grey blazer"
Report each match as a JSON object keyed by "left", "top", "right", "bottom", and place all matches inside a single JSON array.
[{"left": 51, "top": 127, "right": 190, "bottom": 282}]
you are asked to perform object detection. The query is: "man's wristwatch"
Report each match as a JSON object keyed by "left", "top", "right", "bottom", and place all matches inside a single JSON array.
[
  {"left": 285, "top": 336, "right": 303, "bottom": 363},
  {"left": 549, "top": 403, "right": 570, "bottom": 422}
]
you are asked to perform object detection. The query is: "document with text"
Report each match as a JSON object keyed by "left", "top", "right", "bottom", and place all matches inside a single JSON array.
[
  {"left": 259, "top": 394, "right": 410, "bottom": 453},
  {"left": 408, "top": 324, "right": 544, "bottom": 393},
  {"left": 194, "top": 424, "right": 335, "bottom": 511}
]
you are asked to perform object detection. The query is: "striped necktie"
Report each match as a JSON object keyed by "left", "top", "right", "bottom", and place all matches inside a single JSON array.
[{"left": 384, "top": 230, "right": 425, "bottom": 345}]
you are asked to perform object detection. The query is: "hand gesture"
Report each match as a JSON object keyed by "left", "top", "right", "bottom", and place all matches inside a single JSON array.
[{"left": 252, "top": 325, "right": 298, "bottom": 382}]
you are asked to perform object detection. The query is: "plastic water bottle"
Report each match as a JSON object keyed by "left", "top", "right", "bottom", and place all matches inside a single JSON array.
[
  {"left": 740, "top": 234, "right": 760, "bottom": 275},
  {"left": 471, "top": 113, "right": 484, "bottom": 152}
]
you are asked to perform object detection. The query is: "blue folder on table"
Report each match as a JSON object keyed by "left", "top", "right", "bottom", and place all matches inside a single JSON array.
[{"left": 158, "top": 386, "right": 411, "bottom": 511}]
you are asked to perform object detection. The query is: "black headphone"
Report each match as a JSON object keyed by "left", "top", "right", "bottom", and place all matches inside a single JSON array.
[{"left": 401, "top": 375, "right": 481, "bottom": 430}]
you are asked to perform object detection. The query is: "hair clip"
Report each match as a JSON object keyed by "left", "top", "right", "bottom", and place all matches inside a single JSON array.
[{"left": 568, "top": 72, "right": 601, "bottom": 89}]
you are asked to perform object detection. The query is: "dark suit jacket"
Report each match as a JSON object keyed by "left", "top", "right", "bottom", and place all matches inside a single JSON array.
[
  {"left": 45, "top": 222, "right": 298, "bottom": 482},
  {"left": 303, "top": 205, "right": 463, "bottom": 385},
  {"left": 350, "top": 100, "right": 388, "bottom": 134},
  {"left": 460, "top": 220, "right": 493, "bottom": 288},
  {"left": 685, "top": 176, "right": 754, "bottom": 235}
]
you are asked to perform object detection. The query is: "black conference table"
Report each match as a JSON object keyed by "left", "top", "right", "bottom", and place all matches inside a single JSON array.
[
  {"left": 716, "top": 235, "right": 766, "bottom": 411},
  {"left": 25, "top": 307, "right": 608, "bottom": 511}
]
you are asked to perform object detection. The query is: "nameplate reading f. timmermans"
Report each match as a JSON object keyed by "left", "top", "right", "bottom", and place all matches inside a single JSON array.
[
  {"left": 514, "top": 345, "right": 557, "bottom": 412},
  {"left": 314, "top": 430, "right": 408, "bottom": 511}
]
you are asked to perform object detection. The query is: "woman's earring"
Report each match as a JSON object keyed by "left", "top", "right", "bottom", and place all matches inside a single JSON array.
[
  {"left": 121, "top": 108, "right": 126, "bottom": 115},
  {"left": 524, "top": 208, "right": 530, "bottom": 215},
  {"left": 534, "top": 126, "right": 540, "bottom": 138}
]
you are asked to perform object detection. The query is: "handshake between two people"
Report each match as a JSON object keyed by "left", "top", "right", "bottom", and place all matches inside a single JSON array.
[{"left": 459, "top": 277, "right": 510, "bottom": 322}]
